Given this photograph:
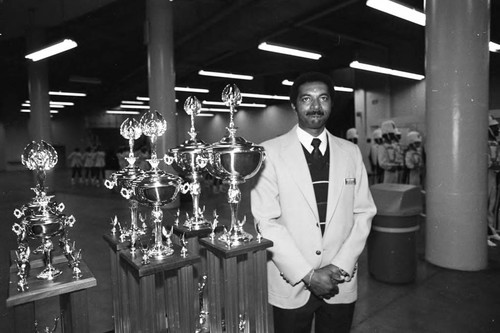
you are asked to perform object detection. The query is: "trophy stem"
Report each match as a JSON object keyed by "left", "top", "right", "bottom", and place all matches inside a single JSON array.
[
  {"left": 188, "top": 174, "right": 210, "bottom": 229},
  {"left": 129, "top": 199, "right": 139, "bottom": 230},
  {"left": 148, "top": 206, "right": 173, "bottom": 258},
  {"left": 37, "top": 238, "right": 62, "bottom": 280},
  {"left": 219, "top": 181, "right": 253, "bottom": 245},
  {"left": 128, "top": 137, "right": 135, "bottom": 158}
]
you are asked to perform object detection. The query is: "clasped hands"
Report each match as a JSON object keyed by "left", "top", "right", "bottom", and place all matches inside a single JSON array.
[{"left": 304, "top": 264, "right": 348, "bottom": 300}]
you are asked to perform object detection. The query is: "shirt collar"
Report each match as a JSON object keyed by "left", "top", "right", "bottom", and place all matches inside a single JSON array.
[{"left": 296, "top": 126, "right": 328, "bottom": 154}]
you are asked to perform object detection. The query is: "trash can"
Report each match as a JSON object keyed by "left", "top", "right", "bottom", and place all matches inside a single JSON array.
[{"left": 368, "top": 183, "right": 423, "bottom": 284}]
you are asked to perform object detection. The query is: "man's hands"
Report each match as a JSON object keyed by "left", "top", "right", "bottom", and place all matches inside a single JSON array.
[{"left": 303, "top": 264, "right": 350, "bottom": 299}]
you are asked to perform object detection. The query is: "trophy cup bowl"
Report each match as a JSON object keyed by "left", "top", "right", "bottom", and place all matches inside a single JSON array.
[{"left": 134, "top": 171, "right": 183, "bottom": 207}]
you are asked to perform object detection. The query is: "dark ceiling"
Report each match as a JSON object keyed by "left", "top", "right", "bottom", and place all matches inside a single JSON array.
[{"left": 0, "top": 0, "right": 499, "bottom": 121}]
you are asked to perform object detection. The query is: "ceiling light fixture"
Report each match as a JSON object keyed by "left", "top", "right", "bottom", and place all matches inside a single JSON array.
[
  {"left": 106, "top": 110, "right": 141, "bottom": 115},
  {"left": 198, "top": 70, "right": 254, "bottom": 80},
  {"left": 258, "top": 42, "right": 322, "bottom": 60},
  {"left": 241, "top": 92, "right": 289, "bottom": 101},
  {"left": 21, "top": 109, "right": 59, "bottom": 114},
  {"left": 197, "top": 113, "right": 215, "bottom": 117},
  {"left": 281, "top": 79, "right": 354, "bottom": 92},
  {"left": 202, "top": 100, "right": 267, "bottom": 108},
  {"left": 490, "top": 42, "right": 500, "bottom": 53},
  {"left": 119, "top": 104, "right": 150, "bottom": 109},
  {"left": 349, "top": 61, "right": 425, "bottom": 80},
  {"left": 366, "top": 0, "right": 425, "bottom": 26},
  {"left": 200, "top": 107, "right": 231, "bottom": 113},
  {"left": 121, "top": 100, "right": 144, "bottom": 105},
  {"left": 25, "top": 39, "right": 78, "bottom": 62},
  {"left": 50, "top": 101, "right": 74, "bottom": 106},
  {"left": 49, "top": 91, "right": 86, "bottom": 97},
  {"left": 175, "top": 87, "right": 210, "bottom": 93}
]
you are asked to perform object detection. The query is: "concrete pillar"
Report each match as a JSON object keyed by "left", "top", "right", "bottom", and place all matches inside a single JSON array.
[
  {"left": 146, "top": 0, "right": 178, "bottom": 158},
  {"left": 27, "top": 29, "right": 52, "bottom": 143},
  {"left": 425, "top": 0, "right": 490, "bottom": 270}
]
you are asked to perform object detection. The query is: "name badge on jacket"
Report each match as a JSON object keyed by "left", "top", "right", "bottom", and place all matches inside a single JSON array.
[{"left": 345, "top": 178, "right": 356, "bottom": 185}]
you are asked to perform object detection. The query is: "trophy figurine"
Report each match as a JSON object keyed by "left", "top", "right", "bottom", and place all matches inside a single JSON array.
[
  {"left": 12, "top": 141, "right": 76, "bottom": 280},
  {"left": 132, "top": 110, "right": 183, "bottom": 258},
  {"left": 104, "top": 118, "right": 145, "bottom": 242},
  {"left": 206, "top": 84, "right": 266, "bottom": 245},
  {"left": 165, "top": 96, "right": 212, "bottom": 230}
]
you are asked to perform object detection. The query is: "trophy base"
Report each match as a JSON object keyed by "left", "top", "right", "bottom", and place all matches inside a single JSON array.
[
  {"left": 218, "top": 229, "right": 253, "bottom": 246},
  {"left": 147, "top": 244, "right": 174, "bottom": 258},
  {"left": 37, "top": 265, "right": 63, "bottom": 280},
  {"left": 184, "top": 218, "right": 211, "bottom": 231}
]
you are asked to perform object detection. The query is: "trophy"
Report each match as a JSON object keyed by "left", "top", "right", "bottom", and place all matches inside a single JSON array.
[
  {"left": 206, "top": 84, "right": 265, "bottom": 245},
  {"left": 12, "top": 141, "right": 76, "bottom": 280},
  {"left": 130, "top": 110, "right": 184, "bottom": 258},
  {"left": 104, "top": 118, "right": 145, "bottom": 241},
  {"left": 165, "top": 96, "right": 212, "bottom": 230}
]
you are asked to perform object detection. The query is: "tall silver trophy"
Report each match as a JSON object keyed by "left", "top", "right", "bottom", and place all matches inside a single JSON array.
[
  {"left": 165, "top": 96, "right": 212, "bottom": 230},
  {"left": 131, "top": 110, "right": 184, "bottom": 258},
  {"left": 104, "top": 118, "right": 145, "bottom": 242},
  {"left": 12, "top": 141, "right": 76, "bottom": 280},
  {"left": 206, "top": 84, "right": 266, "bottom": 245}
]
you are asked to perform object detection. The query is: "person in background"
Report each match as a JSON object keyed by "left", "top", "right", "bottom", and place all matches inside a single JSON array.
[
  {"left": 67, "top": 147, "right": 83, "bottom": 185},
  {"left": 346, "top": 128, "right": 358, "bottom": 144},
  {"left": 251, "top": 72, "right": 376, "bottom": 333},
  {"left": 487, "top": 115, "right": 500, "bottom": 246},
  {"left": 393, "top": 128, "right": 405, "bottom": 183},
  {"left": 94, "top": 145, "right": 106, "bottom": 187},
  {"left": 82, "top": 146, "right": 96, "bottom": 186},
  {"left": 369, "top": 128, "right": 383, "bottom": 184},
  {"left": 378, "top": 120, "right": 401, "bottom": 184},
  {"left": 405, "top": 131, "right": 424, "bottom": 186}
]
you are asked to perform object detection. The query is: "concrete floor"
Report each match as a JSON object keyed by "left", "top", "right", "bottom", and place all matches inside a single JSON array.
[{"left": 1, "top": 168, "right": 499, "bottom": 332}]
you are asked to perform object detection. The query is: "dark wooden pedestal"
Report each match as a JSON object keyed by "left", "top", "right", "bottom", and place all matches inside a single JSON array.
[
  {"left": 199, "top": 237, "right": 274, "bottom": 333},
  {"left": 6, "top": 260, "right": 97, "bottom": 333}
]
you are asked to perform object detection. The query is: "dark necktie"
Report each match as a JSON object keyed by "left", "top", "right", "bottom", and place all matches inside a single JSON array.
[{"left": 311, "top": 138, "right": 322, "bottom": 161}]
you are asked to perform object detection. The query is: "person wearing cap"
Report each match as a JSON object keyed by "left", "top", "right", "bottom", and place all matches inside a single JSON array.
[
  {"left": 393, "top": 128, "right": 405, "bottom": 183},
  {"left": 377, "top": 120, "right": 402, "bottom": 183},
  {"left": 405, "top": 131, "right": 424, "bottom": 186},
  {"left": 487, "top": 115, "right": 500, "bottom": 246},
  {"left": 251, "top": 72, "right": 376, "bottom": 333},
  {"left": 369, "top": 128, "right": 383, "bottom": 184},
  {"left": 346, "top": 128, "right": 359, "bottom": 144}
]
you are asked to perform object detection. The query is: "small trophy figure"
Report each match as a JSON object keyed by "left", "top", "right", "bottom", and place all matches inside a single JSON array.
[
  {"left": 162, "top": 226, "right": 173, "bottom": 249},
  {"left": 139, "top": 213, "right": 147, "bottom": 230},
  {"left": 64, "top": 241, "right": 82, "bottom": 279},
  {"left": 130, "top": 227, "right": 138, "bottom": 255},
  {"left": 254, "top": 220, "right": 262, "bottom": 243},
  {"left": 111, "top": 215, "right": 118, "bottom": 235},
  {"left": 210, "top": 210, "right": 219, "bottom": 241},
  {"left": 180, "top": 234, "right": 188, "bottom": 258},
  {"left": 34, "top": 316, "right": 59, "bottom": 333},
  {"left": 140, "top": 240, "right": 150, "bottom": 265},
  {"left": 15, "top": 245, "right": 30, "bottom": 292},
  {"left": 174, "top": 209, "right": 180, "bottom": 226}
]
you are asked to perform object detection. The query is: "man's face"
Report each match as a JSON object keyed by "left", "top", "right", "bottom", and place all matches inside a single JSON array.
[{"left": 293, "top": 81, "right": 332, "bottom": 135}]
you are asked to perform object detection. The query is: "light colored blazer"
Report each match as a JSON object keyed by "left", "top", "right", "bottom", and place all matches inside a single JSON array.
[{"left": 250, "top": 125, "right": 376, "bottom": 309}]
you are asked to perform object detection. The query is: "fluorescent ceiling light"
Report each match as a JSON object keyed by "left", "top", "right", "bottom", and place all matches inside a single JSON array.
[
  {"left": 21, "top": 109, "right": 59, "bottom": 114},
  {"left": 258, "top": 42, "right": 322, "bottom": 60},
  {"left": 281, "top": 79, "right": 353, "bottom": 92},
  {"left": 175, "top": 87, "right": 210, "bottom": 93},
  {"left": 47, "top": 104, "right": 65, "bottom": 108},
  {"left": 202, "top": 100, "right": 266, "bottom": 108},
  {"left": 241, "top": 92, "right": 289, "bottom": 101},
  {"left": 50, "top": 101, "right": 74, "bottom": 106},
  {"left": 119, "top": 104, "right": 150, "bottom": 109},
  {"left": 121, "top": 100, "right": 144, "bottom": 105},
  {"left": 200, "top": 108, "right": 231, "bottom": 113},
  {"left": 198, "top": 70, "right": 253, "bottom": 80},
  {"left": 49, "top": 91, "right": 86, "bottom": 97},
  {"left": 490, "top": 42, "right": 500, "bottom": 53},
  {"left": 137, "top": 96, "right": 150, "bottom": 101},
  {"left": 25, "top": 39, "right": 78, "bottom": 62},
  {"left": 366, "top": 0, "right": 425, "bottom": 26},
  {"left": 70, "top": 76, "right": 101, "bottom": 85},
  {"left": 349, "top": 61, "right": 425, "bottom": 80},
  {"left": 106, "top": 110, "right": 141, "bottom": 115},
  {"left": 197, "top": 113, "right": 215, "bottom": 117}
]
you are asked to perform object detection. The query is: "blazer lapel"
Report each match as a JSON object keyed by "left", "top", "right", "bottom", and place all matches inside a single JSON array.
[{"left": 280, "top": 128, "right": 319, "bottom": 220}]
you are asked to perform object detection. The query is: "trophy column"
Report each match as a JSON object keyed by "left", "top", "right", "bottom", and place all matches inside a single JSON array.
[
  {"left": 118, "top": 244, "right": 200, "bottom": 332},
  {"left": 199, "top": 237, "right": 274, "bottom": 333}
]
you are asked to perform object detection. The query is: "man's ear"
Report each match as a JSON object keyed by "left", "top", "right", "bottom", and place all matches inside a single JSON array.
[{"left": 291, "top": 103, "right": 296, "bottom": 111}]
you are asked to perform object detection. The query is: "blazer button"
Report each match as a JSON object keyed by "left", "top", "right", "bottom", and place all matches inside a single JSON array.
[{"left": 316, "top": 250, "right": 321, "bottom": 255}]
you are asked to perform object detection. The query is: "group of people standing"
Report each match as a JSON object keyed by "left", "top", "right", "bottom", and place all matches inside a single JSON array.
[
  {"left": 347, "top": 120, "right": 425, "bottom": 187},
  {"left": 487, "top": 115, "right": 500, "bottom": 246},
  {"left": 67, "top": 146, "right": 107, "bottom": 186}
]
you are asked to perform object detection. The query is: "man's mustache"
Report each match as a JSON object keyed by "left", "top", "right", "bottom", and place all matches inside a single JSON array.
[{"left": 306, "top": 110, "right": 324, "bottom": 116}]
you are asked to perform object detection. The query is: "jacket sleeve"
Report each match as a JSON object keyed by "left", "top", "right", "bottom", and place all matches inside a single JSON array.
[
  {"left": 250, "top": 144, "right": 313, "bottom": 286},
  {"left": 331, "top": 146, "right": 376, "bottom": 276}
]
